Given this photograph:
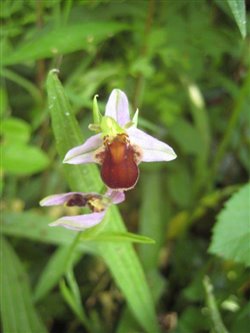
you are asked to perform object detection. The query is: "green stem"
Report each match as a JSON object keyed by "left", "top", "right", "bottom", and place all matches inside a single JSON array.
[
  {"left": 203, "top": 276, "right": 229, "bottom": 333},
  {"left": 64, "top": 232, "right": 82, "bottom": 272}
]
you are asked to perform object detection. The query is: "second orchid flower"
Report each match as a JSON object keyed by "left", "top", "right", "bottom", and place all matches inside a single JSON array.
[{"left": 40, "top": 190, "right": 125, "bottom": 231}]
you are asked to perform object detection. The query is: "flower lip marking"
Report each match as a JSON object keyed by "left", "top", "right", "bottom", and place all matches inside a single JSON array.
[
  {"left": 66, "top": 193, "right": 88, "bottom": 207},
  {"left": 88, "top": 196, "right": 107, "bottom": 212},
  {"left": 65, "top": 193, "right": 103, "bottom": 209},
  {"left": 100, "top": 133, "right": 139, "bottom": 190}
]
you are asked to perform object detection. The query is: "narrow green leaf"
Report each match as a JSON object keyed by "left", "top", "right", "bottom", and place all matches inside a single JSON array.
[
  {"left": 3, "top": 22, "right": 128, "bottom": 65},
  {"left": 139, "top": 173, "right": 164, "bottom": 270},
  {"left": 59, "top": 279, "right": 86, "bottom": 326},
  {"left": 116, "top": 308, "right": 141, "bottom": 333},
  {"left": 46, "top": 70, "right": 159, "bottom": 333},
  {"left": 227, "top": 0, "right": 247, "bottom": 38},
  {"left": 209, "top": 183, "right": 250, "bottom": 267},
  {"left": 139, "top": 173, "right": 166, "bottom": 302},
  {"left": 47, "top": 69, "right": 102, "bottom": 193},
  {"left": 34, "top": 245, "right": 82, "bottom": 303},
  {"left": 60, "top": 269, "right": 91, "bottom": 330},
  {"left": 82, "top": 231, "right": 155, "bottom": 244},
  {"left": 1, "top": 211, "right": 98, "bottom": 253},
  {"left": 0, "top": 237, "right": 48, "bottom": 333},
  {"left": 65, "top": 269, "right": 84, "bottom": 313}
]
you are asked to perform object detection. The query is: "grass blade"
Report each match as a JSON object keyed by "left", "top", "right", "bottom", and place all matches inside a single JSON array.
[
  {"left": 0, "top": 237, "right": 48, "bottom": 333},
  {"left": 60, "top": 269, "right": 91, "bottom": 331},
  {"left": 34, "top": 245, "right": 83, "bottom": 303}
]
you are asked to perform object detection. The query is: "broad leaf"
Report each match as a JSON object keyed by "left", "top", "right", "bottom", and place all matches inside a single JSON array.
[
  {"left": 1, "top": 117, "right": 31, "bottom": 144},
  {"left": 0, "top": 237, "right": 48, "bottom": 333},
  {"left": 2, "top": 144, "right": 49, "bottom": 175},
  {"left": 209, "top": 183, "right": 250, "bottom": 267}
]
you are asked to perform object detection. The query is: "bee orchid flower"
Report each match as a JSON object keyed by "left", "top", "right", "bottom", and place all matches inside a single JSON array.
[
  {"left": 63, "top": 89, "right": 177, "bottom": 190},
  {"left": 40, "top": 190, "right": 125, "bottom": 231}
]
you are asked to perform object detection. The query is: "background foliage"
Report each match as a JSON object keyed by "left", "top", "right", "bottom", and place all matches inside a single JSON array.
[{"left": 1, "top": 1, "right": 249, "bottom": 332}]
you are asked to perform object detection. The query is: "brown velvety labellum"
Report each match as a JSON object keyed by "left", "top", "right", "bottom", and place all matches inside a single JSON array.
[
  {"left": 66, "top": 194, "right": 87, "bottom": 207},
  {"left": 101, "top": 136, "right": 139, "bottom": 190}
]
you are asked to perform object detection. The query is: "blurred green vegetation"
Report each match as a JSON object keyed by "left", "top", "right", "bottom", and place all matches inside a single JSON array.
[{"left": 1, "top": 1, "right": 249, "bottom": 333}]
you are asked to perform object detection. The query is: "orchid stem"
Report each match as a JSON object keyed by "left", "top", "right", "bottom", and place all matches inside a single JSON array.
[{"left": 65, "top": 232, "right": 82, "bottom": 271}]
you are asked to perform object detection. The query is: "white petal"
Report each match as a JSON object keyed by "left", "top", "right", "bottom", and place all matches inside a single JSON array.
[
  {"left": 105, "top": 189, "right": 125, "bottom": 204},
  {"left": 127, "top": 127, "right": 177, "bottom": 162},
  {"left": 40, "top": 192, "right": 81, "bottom": 206},
  {"left": 49, "top": 211, "right": 106, "bottom": 231},
  {"left": 105, "top": 89, "right": 130, "bottom": 126},
  {"left": 63, "top": 134, "right": 102, "bottom": 164}
]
